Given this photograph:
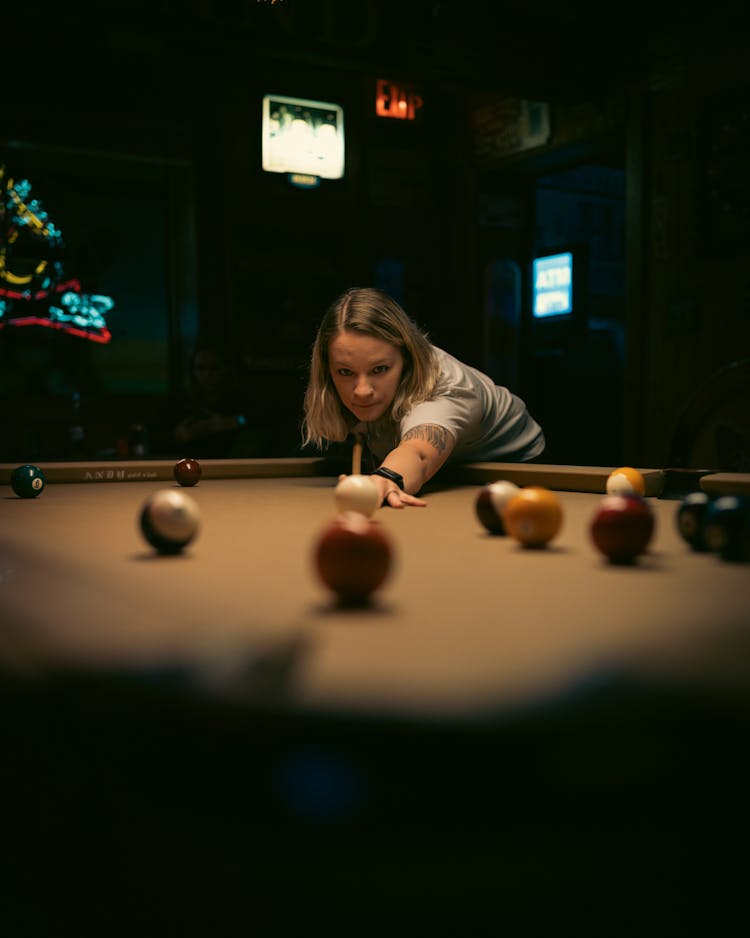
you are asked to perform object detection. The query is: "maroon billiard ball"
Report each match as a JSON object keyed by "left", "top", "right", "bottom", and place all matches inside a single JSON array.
[
  {"left": 589, "top": 494, "right": 655, "bottom": 564},
  {"left": 174, "top": 457, "right": 202, "bottom": 487},
  {"left": 474, "top": 480, "right": 520, "bottom": 535},
  {"left": 140, "top": 489, "right": 201, "bottom": 554},
  {"left": 313, "top": 512, "right": 393, "bottom": 604}
]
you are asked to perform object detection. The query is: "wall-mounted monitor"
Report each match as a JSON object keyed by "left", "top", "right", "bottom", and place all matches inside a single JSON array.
[{"left": 262, "top": 94, "right": 345, "bottom": 181}]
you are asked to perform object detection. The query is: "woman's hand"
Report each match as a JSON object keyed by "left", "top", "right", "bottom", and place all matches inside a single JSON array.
[{"left": 337, "top": 474, "right": 427, "bottom": 509}]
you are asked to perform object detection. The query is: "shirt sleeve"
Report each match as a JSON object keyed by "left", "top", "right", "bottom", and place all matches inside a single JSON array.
[{"left": 399, "top": 387, "right": 478, "bottom": 442}]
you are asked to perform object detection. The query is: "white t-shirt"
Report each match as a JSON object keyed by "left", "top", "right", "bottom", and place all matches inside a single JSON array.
[{"left": 364, "top": 347, "right": 545, "bottom": 464}]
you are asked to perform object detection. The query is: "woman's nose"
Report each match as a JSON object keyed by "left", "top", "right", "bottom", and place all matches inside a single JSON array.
[{"left": 353, "top": 375, "right": 374, "bottom": 398}]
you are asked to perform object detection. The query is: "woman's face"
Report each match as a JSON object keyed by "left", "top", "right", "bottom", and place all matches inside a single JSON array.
[{"left": 328, "top": 330, "right": 404, "bottom": 423}]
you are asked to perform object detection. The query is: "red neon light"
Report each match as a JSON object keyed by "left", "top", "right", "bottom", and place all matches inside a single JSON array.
[
  {"left": 0, "top": 278, "right": 82, "bottom": 301},
  {"left": 0, "top": 316, "right": 111, "bottom": 344},
  {"left": 375, "top": 79, "right": 423, "bottom": 121}
]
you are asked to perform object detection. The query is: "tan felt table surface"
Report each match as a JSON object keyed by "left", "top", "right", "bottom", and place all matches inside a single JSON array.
[{"left": 2, "top": 461, "right": 748, "bottom": 721}]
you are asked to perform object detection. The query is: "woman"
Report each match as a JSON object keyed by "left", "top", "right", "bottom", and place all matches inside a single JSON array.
[{"left": 302, "top": 287, "right": 545, "bottom": 508}]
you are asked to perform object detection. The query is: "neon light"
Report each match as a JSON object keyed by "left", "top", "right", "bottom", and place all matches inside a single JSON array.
[
  {"left": 0, "top": 163, "right": 114, "bottom": 342},
  {"left": 0, "top": 315, "right": 112, "bottom": 344},
  {"left": 375, "top": 80, "right": 423, "bottom": 121}
]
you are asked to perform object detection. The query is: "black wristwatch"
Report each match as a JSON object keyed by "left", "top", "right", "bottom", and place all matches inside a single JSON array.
[{"left": 373, "top": 466, "right": 404, "bottom": 490}]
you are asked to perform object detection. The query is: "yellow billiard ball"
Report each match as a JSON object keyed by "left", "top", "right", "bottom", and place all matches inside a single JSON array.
[{"left": 606, "top": 466, "right": 646, "bottom": 497}]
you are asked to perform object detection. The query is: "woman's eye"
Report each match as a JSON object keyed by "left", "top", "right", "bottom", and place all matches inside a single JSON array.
[
  {"left": 372, "top": 365, "right": 389, "bottom": 375},
  {"left": 336, "top": 368, "right": 353, "bottom": 376}
]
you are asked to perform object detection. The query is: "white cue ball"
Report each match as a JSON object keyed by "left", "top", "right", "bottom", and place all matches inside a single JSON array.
[
  {"left": 140, "top": 489, "right": 202, "bottom": 553},
  {"left": 334, "top": 474, "right": 382, "bottom": 518}
]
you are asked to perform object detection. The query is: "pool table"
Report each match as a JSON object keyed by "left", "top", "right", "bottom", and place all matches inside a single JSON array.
[{"left": 1, "top": 458, "right": 748, "bottom": 934}]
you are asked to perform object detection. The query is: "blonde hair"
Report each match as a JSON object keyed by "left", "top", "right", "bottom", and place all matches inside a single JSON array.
[{"left": 302, "top": 287, "right": 440, "bottom": 448}]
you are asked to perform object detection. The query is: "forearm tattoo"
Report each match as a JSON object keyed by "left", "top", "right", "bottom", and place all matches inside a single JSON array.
[{"left": 401, "top": 424, "right": 450, "bottom": 453}]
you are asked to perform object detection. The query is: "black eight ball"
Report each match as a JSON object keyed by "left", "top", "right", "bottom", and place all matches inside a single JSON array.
[{"left": 11, "top": 464, "right": 46, "bottom": 498}]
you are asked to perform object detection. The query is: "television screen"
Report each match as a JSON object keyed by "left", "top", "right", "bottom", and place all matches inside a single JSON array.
[
  {"left": 262, "top": 94, "right": 345, "bottom": 180},
  {"left": 532, "top": 251, "right": 573, "bottom": 319}
]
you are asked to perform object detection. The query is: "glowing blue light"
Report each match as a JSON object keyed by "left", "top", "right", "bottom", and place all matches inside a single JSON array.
[
  {"left": 49, "top": 291, "right": 114, "bottom": 330},
  {"left": 533, "top": 252, "right": 573, "bottom": 318}
]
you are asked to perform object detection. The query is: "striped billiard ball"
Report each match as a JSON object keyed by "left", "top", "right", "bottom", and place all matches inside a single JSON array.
[
  {"left": 474, "top": 480, "right": 520, "bottom": 535},
  {"left": 140, "top": 489, "right": 201, "bottom": 554}
]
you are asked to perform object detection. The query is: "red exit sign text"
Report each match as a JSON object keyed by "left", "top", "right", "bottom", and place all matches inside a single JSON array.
[{"left": 375, "top": 80, "right": 423, "bottom": 121}]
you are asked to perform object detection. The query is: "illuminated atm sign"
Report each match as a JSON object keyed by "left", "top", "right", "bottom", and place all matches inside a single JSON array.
[
  {"left": 375, "top": 79, "right": 423, "bottom": 121},
  {"left": 533, "top": 252, "right": 573, "bottom": 318}
]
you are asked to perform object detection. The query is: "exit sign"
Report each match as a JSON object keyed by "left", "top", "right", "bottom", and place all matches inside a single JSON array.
[{"left": 375, "top": 80, "right": 423, "bottom": 121}]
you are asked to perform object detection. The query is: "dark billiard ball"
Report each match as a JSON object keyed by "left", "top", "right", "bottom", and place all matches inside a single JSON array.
[
  {"left": 10, "top": 464, "right": 46, "bottom": 498},
  {"left": 474, "top": 480, "right": 520, "bottom": 535},
  {"left": 314, "top": 512, "right": 393, "bottom": 604},
  {"left": 703, "top": 495, "right": 750, "bottom": 562},
  {"left": 174, "top": 457, "right": 202, "bottom": 487},
  {"left": 590, "top": 494, "right": 655, "bottom": 564},
  {"left": 676, "top": 491, "right": 714, "bottom": 551},
  {"left": 502, "top": 486, "right": 563, "bottom": 547},
  {"left": 140, "top": 489, "right": 201, "bottom": 554}
]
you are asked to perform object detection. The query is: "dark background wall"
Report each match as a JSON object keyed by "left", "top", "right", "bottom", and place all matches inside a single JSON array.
[{"left": 2, "top": 0, "right": 748, "bottom": 469}]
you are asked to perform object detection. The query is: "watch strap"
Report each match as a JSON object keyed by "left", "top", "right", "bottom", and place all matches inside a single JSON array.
[{"left": 373, "top": 466, "right": 404, "bottom": 489}]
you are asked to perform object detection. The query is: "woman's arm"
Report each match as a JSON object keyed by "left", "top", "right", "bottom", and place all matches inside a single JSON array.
[{"left": 372, "top": 423, "right": 456, "bottom": 509}]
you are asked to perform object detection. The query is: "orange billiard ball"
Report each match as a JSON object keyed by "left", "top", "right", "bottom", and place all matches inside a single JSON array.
[
  {"left": 606, "top": 466, "right": 646, "bottom": 497},
  {"left": 502, "top": 486, "right": 563, "bottom": 548}
]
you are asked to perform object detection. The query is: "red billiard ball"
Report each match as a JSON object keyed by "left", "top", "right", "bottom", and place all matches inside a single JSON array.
[
  {"left": 474, "top": 480, "right": 520, "bottom": 535},
  {"left": 502, "top": 486, "right": 563, "bottom": 548},
  {"left": 10, "top": 464, "right": 46, "bottom": 498},
  {"left": 313, "top": 512, "right": 393, "bottom": 604},
  {"left": 174, "top": 457, "right": 202, "bottom": 487},
  {"left": 590, "top": 494, "right": 654, "bottom": 563},
  {"left": 140, "top": 489, "right": 201, "bottom": 554}
]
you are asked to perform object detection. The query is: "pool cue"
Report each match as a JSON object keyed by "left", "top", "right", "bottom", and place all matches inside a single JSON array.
[{"left": 352, "top": 434, "right": 363, "bottom": 476}]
